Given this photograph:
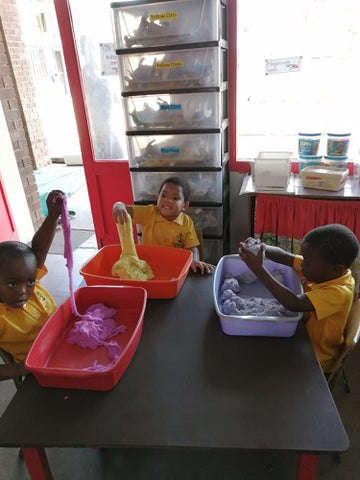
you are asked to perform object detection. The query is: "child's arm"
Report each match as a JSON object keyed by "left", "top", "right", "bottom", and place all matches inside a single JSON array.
[
  {"left": 239, "top": 242, "right": 314, "bottom": 312},
  {"left": 190, "top": 247, "right": 215, "bottom": 275},
  {"left": 0, "top": 361, "right": 29, "bottom": 382},
  {"left": 263, "top": 244, "right": 296, "bottom": 266},
  {"left": 113, "top": 202, "right": 134, "bottom": 224},
  {"left": 31, "top": 190, "right": 64, "bottom": 268}
]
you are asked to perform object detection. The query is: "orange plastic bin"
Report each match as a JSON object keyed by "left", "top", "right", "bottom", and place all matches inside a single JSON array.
[
  {"left": 25, "top": 285, "right": 147, "bottom": 391},
  {"left": 80, "top": 244, "right": 193, "bottom": 299}
]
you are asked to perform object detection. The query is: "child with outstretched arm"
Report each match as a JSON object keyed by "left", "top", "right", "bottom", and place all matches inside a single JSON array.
[
  {"left": 239, "top": 224, "right": 359, "bottom": 373},
  {"left": 113, "top": 176, "right": 215, "bottom": 275},
  {"left": 0, "top": 190, "right": 64, "bottom": 381}
]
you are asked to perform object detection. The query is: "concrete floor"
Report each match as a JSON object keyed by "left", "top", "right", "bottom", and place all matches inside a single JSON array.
[{"left": 0, "top": 166, "right": 360, "bottom": 479}]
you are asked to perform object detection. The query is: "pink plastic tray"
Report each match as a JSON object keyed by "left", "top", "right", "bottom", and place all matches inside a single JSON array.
[{"left": 25, "top": 286, "right": 147, "bottom": 391}]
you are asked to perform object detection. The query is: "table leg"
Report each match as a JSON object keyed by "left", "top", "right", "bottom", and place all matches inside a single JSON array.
[
  {"left": 296, "top": 454, "right": 319, "bottom": 480},
  {"left": 21, "top": 447, "right": 53, "bottom": 480}
]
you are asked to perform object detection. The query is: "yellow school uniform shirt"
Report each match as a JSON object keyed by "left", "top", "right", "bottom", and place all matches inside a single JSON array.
[
  {"left": 293, "top": 255, "right": 354, "bottom": 372},
  {"left": 132, "top": 204, "right": 199, "bottom": 249},
  {"left": 0, "top": 266, "right": 57, "bottom": 362}
]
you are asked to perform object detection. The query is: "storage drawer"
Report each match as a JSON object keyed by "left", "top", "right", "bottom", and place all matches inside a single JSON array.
[
  {"left": 204, "top": 237, "right": 225, "bottom": 264},
  {"left": 123, "top": 89, "right": 227, "bottom": 130},
  {"left": 117, "top": 45, "right": 227, "bottom": 92},
  {"left": 111, "top": 0, "right": 227, "bottom": 49},
  {"left": 127, "top": 129, "right": 228, "bottom": 168},
  {"left": 187, "top": 205, "right": 223, "bottom": 236},
  {"left": 130, "top": 169, "right": 226, "bottom": 203}
]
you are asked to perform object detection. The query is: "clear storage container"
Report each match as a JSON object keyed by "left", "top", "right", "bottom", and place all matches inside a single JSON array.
[
  {"left": 187, "top": 205, "right": 223, "bottom": 236},
  {"left": 204, "top": 237, "right": 225, "bottom": 264},
  {"left": 126, "top": 130, "right": 228, "bottom": 168},
  {"left": 123, "top": 89, "right": 227, "bottom": 130},
  {"left": 130, "top": 169, "right": 226, "bottom": 203},
  {"left": 117, "top": 45, "right": 227, "bottom": 92},
  {"left": 111, "top": 0, "right": 227, "bottom": 49}
]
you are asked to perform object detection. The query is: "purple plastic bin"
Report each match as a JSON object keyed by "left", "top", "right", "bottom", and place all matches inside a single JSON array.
[{"left": 213, "top": 255, "right": 303, "bottom": 337}]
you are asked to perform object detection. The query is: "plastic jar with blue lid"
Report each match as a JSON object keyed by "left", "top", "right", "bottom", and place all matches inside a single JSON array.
[
  {"left": 323, "top": 155, "right": 348, "bottom": 169},
  {"left": 326, "top": 133, "right": 351, "bottom": 157},
  {"left": 299, "top": 155, "right": 322, "bottom": 171},
  {"left": 298, "top": 133, "right": 321, "bottom": 156}
]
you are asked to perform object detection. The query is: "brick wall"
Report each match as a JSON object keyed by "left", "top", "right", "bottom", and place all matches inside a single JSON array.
[{"left": 0, "top": 1, "right": 50, "bottom": 230}]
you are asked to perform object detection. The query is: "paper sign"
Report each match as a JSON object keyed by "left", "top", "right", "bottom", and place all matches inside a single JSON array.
[
  {"left": 265, "top": 56, "right": 302, "bottom": 75},
  {"left": 99, "top": 43, "right": 118, "bottom": 76}
]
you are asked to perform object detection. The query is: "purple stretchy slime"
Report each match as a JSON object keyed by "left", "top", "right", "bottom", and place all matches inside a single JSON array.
[{"left": 56, "top": 194, "right": 126, "bottom": 370}]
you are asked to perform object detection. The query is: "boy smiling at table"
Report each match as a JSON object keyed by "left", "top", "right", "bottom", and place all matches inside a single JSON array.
[{"left": 239, "top": 224, "right": 359, "bottom": 373}]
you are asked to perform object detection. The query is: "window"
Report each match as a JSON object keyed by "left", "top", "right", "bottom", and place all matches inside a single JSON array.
[{"left": 236, "top": 0, "right": 360, "bottom": 160}]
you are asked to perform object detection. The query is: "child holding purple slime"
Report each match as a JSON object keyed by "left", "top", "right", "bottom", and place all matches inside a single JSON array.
[
  {"left": 57, "top": 194, "right": 126, "bottom": 369},
  {"left": 0, "top": 190, "right": 64, "bottom": 381}
]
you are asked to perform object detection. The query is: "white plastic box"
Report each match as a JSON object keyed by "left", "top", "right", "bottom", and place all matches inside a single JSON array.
[
  {"left": 111, "top": 0, "right": 227, "bottom": 49},
  {"left": 300, "top": 166, "right": 349, "bottom": 191},
  {"left": 187, "top": 205, "right": 223, "bottom": 236},
  {"left": 117, "top": 45, "right": 226, "bottom": 92},
  {"left": 130, "top": 169, "right": 226, "bottom": 203},
  {"left": 213, "top": 255, "right": 303, "bottom": 337},
  {"left": 126, "top": 130, "right": 228, "bottom": 168},
  {"left": 252, "top": 151, "right": 292, "bottom": 190},
  {"left": 122, "top": 90, "right": 227, "bottom": 130}
]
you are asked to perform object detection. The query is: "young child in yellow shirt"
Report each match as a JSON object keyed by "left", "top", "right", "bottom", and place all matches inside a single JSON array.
[
  {"left": 0, "top": 190, "right": 64, "bottom": 381},
  {"left": 113, "top": 176, "right": 214, "bottom": 275},
  {"left": 239, "top": 224, "right": 359, "bottom": 373}
]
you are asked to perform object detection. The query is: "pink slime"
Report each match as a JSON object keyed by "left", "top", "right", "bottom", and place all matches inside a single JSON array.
[{"left": 55, "top": 194, "right": 125, "bottom": 369}]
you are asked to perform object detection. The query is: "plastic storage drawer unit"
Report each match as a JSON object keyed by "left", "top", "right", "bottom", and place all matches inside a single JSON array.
[
  {"left": 111, "top": 0, "right": 227, "bottom": 49},
  {"left": 122, "top": 89, "right": 227, "bottom": 130},
  {"left": 117, "top": 44, "right": 227, "bottom": 92},
  {"left": 204, "top": 237, "right": 225, "bottom": 265},
  {"left": 187, "top": 205, "right": 223, "bottom": 236},
  {"left": 130, "top": 168, "right": 226, "bottom": 203},
  {"left": 127, "top": 130, "right": 227, "bottom": 168}
]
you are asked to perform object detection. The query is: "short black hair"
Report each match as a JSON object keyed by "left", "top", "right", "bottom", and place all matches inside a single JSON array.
[
  {"left": 0, "top": 241, "right": 34, "bottom": 264},
  {"left": 158, "top": 176, "right": 191, "bottom": 202},
  {"left": 303, "top": 224, "right": 359, "bottom": 268}
]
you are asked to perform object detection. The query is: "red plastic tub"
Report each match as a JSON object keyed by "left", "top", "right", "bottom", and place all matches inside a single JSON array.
[
  {"left": 25, "top": 286, "right": 147, "bottom": 391},
  {"left": 80, "top": 244, "right": 193, "bottom": 299}
]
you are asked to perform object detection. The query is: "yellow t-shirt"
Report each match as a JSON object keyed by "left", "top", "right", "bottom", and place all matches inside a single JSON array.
[
  {"left": 293, "top": 255, "right": 354, "bottom": 372},
  {"left": 0, "top": 266, "right": 57, "bottom": 362},
  {"left": 132, "top": 204, "right": 199, "bottom": 249}
]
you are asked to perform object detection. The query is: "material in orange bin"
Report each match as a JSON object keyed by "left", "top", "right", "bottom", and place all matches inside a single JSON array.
[
  {"left": 25, "top": 285, "right": 147, "bottom": 391},
  {"left": 80, "top": 244, "right": 193, "bottom": 299}
]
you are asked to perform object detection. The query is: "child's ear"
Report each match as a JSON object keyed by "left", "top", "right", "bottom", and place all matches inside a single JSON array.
[
  {"left": 182, "top": 201, "right": 190, "bottom": 211},
  {"left": 334, "top": 263, "right": 346, "bottom": 276}
]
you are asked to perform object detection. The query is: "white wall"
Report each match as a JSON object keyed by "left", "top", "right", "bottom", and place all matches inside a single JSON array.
[{"left": 0, "top": 104, "right": 34, "bottom": 243}]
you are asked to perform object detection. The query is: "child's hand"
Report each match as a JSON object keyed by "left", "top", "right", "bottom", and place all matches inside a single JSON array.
[
  {"left": 46, "top": 190, "right": 65, "bottom": 218},
  {"left": 113, "top": 202, "right": 129, "bottom": 224},
  {"left": 238, "top": 241, "right": 265, "bottom": 274},
  {"left": 191, "top": 260, "right": 215, "bottom": 275}
]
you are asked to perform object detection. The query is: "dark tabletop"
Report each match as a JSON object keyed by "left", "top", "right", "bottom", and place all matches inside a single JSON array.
[{"left": 0, "top": 273, "right": 349, "bottom": 453}]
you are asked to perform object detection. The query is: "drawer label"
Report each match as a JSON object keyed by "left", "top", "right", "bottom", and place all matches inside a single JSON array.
[
  {"left": 150, "top": 11, "right": 178, "bottom": 22},
  {"left": 159, "top": 104, "right": 182, "bottom": 111},
  {"left": 160, "top": 147, "right": 180, "bottom": 154},
  {"left": 156, "top": 60, "right": 183, "bottom": 69}
]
